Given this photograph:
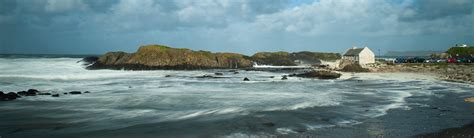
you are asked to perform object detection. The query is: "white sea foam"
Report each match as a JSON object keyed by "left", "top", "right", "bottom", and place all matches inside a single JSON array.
[{"left": 276, "top": 128, "right": 297, "bottom": 134}]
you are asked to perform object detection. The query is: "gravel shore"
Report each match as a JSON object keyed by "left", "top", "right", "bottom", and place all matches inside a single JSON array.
[{"left": 366, "top": 63, "right": 474, "bottom": 84}]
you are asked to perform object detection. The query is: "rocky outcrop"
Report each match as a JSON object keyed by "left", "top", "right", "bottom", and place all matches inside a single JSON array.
[
  {"left": 464, "top": 97, "right": 474, "bottom": 103},
  {"left": 251, "top": 52, "right": 296, "bottom": 66},
  {"left": 1, "top": 89, "right": 91, "bottom": 101},
  {"left": 251, "top": 51, "right": 341, "bottom": 66},
  {"left": 78, "top": 56, "right": 99, "bottom": 65},
  {"left": 339, "top": 64, "right": 370, "bottom": 72},
  {"left": 291, "top": 70, "right": 341, "bottom": 79},
  {"left": 88, "top": 45, "right": 253, "bottom": 70}
]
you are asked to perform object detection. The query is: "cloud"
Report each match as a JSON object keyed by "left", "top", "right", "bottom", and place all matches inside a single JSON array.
[
  {"left": 0, "top": 0, "right": 473, "bottom": 54},
  {"left": 44, "top": 0, "right": 88, "bottom": 13},
  {"left": 398, "top": 0, "right": 473, "bottom": 22},
  {"left": 252, "top": 0, "right": 399, "bottom": 36}
]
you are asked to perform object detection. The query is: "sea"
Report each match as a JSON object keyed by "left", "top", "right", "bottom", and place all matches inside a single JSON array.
[{"left": 0, "top": 54, "right": 473, "bottom": 137}]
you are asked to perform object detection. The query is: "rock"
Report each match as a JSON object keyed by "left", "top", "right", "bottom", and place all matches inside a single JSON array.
[
  {"left": 6, "top": 92, "right": 20, "bottom": 100},
  {"left": 79, "top": 56, "right": 99, "bottom": 65},
  {"left": 63, "top": 93, "right": 68, "bottom": 95},
  {"left": 214, "top": 72, "right": 224, "bottom": 76},
  {"left": 17, "top": 91, "right": 27, "bottom": 96},
  {"left": 38, "top": 93, "right": 52, "bottom": 95},
  {"left": 294, "top": 70, "right": 341, "bottom": 79},
  {"left": 84, "top": 91, "right": 91, "bottom": 93},
  {"left": 198, "top": 75, "right": 215, "bottom": 78},
  {"left": 165, "top": 75, "right": 172, "bottom": 77},
  {"left": 464, "top": 97, "right": 474, "bottom": 103},
  {"left": 27, "top": 89, "right": 39, "bottom": 93},
  {"left": 69, "top": 91, "right": 82, "bottom": 95},
  {"left": 52, "top": 94, "right": 60, "bottom": 97},
  {"left": 281, "top": 75, "right": 288, "bottom": 80},
  {"left": 339, "top": 64, "right": 370, "bottom": 72},
  {"left": 0, "top": 92, "right": 6, "bottom": 101},
  {"left": 87, "top": 45, "right": 253, "bottom": 70},
  {"left": 270, "top": 76, "right": 275, "bottom": 78},
  {"left": 18, "top": 90, "right": 36, "bottom": 96},
  {"left": 243, "top": 77, "right": 250, "bottom": 81},
  {"left": 233, "top": 71, "right": 239, "bottom": 74},
  {"left": 23, "top": 89, "right": 39, "bottom": 96},
  {"left": 263, "top": 122, "right": 275, "bottom": 127}
]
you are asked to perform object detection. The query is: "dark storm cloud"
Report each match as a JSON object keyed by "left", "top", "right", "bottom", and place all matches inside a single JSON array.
[
  {"left": 0, "top": 0, "right": 17, "bottom": 15},
  {"left": 0, "top": 0, "right": 473, "bottom": 54}
]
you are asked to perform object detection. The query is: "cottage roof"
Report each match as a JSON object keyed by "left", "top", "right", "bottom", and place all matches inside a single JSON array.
[{"left": 343, "top": 48, "right": 364, "bottom": 56}]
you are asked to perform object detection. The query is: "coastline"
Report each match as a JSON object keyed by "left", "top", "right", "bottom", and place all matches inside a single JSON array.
[{"left": 365, "top": 63, "right": 474, "bottom": 85}]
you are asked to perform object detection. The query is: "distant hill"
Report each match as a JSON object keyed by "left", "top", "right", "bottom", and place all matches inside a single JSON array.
[
  {"left": 384, "top": 51, "right": 444, "bottom": 57},
  {"left": 251, "top": 51, "right": 341, "bottom": 66},
  {"left": 447, "top": 47, "right": 474, "bottom": 56}
]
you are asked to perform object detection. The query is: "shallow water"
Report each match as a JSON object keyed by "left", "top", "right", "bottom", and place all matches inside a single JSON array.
[{"left": 0, "top": 57, "right": 473, "bottom": 137}]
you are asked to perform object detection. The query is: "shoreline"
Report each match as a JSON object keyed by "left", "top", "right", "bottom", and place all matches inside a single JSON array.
[{"left": 364, "top": 63, "right": 474, "bottom": 85}]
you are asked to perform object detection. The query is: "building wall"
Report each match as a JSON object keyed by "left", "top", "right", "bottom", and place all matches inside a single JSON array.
[{"left": 358, "top": 48, "right": 375, "bottom": 65}]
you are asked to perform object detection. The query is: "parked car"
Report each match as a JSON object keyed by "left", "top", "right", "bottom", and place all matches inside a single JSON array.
[
  {"left": 448, "top": 56, "right": 473, "bottom": 63},
  {"left": 406, "top": 57, "right": 425, "bottom": 63},
  {"left": 394, "top": 58, "right": 407, "bottom": 63},
  {"left": 456, "top": 56, "right": 473, "bottom": 63},
  {"left": 436, "top": 59, "right": 447, "bottom": 63},
  {"left": 448, "top": 57, "right": 457, "bottom": 63},
  {"left": 424, "top": 58, "right": 438, "bottom": 63}
]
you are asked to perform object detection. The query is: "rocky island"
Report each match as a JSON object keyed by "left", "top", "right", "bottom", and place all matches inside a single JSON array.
[
  {"left": 87, "top": 44, "right": 341, "bottom": 70},
  {"left": 88, "top": 45, "right": 254, "bottom": 70}
]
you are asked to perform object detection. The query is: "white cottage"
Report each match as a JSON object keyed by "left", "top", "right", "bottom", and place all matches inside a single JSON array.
[{"left": 342, "top": 47, "right": 375, "bottom": 65}]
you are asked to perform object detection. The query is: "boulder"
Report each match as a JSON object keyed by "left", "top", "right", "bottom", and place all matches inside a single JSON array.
[
  {"left": 281, "top": 75, "right": 288, "bottom": 80},
  {"left": 198, "top": 75, "right": 215, "bottom": 78},
  {"left": 79, "top": 56, "right": 99, "bottom": 65},
  {"left": 263, "top": 122, "right": 275, "bottom": 127},
  {"left": 0, "top": 92, "right": 5, "bottom": 101},
  {"left": 84, "top": 91, "right": 91, "bottom": 93},
  {"left": 38, "top": 93, "right": 52, "bottom": 95},
  {"left": 18, "top": 90, "right": 36, "bottom": 96},
  {"left": 27, "top": 89, "right": 39, "bottom": 93},
  {"left": 6, "top": 92, "right": 20, "bottom": 100},
  {"left": 294, "top": 70, "right": 341, "bottom": 79},
  {"left": 26, "top": 89, "right": 39, "bottom": 96},
  {"left": 69, "top": 91, "right": 82, "bottom": 95},
  {"left": 17, "top": 91, "right": 27, "bottom": 96},
  {"left": 52, "top": 94, "right": 60, "bottom": 97},
  {"left": 339, "top": 64, "right": 370, "bottom": 72},
  {"left": 243, "top": 77, "right": 250, "bottom": 81},
  {"left": 465, "top": 97, "right": 474, "bottom": 103},
  {"left": 214, "top": 72, "right": 224, "bottom": 76},
  {"left": 165, "top": 75, "right": 172, "bottom": 77}
]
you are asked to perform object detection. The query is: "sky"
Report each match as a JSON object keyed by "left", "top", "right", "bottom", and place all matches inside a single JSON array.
[{"left": 0, "top": 0, "right": 473, "bottom": 55}]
